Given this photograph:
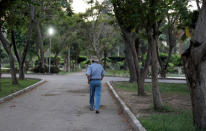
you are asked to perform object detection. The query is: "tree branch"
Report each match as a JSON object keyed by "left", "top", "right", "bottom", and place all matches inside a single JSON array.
[{"left": 11, "top": 29, "right": 21, "bottom": 64}]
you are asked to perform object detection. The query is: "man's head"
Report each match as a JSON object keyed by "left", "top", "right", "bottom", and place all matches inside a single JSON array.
[{"left": 91, "top": 56, "right": 99, "bottom": 63}]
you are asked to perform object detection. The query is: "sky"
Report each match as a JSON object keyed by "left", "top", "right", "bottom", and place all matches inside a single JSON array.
[
  {"left": 72, "top": 0, "right": 104, "bottom": 13},
  {"left": 72, "top": 0, "right": 198, "bottom": 13},
  {"left": 72, "top": 0, "right": 90, "bottom": 13}
]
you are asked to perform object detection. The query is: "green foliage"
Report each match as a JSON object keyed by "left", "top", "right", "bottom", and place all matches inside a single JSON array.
[
  {"left": 159, "top": 53, "right": 168, "bottom": 63},
  {"left": 77, "top": 56, "right": 88, "bottom": 64},
  {"left": 172, "top": 54, "right": 182, "bottom": 67},
  {"left": 0, "top": 78, "right": 39, "bottom": 98},
  {"left": 108, "top": 56, "right": 125, "bottom": 63},
  {"left": 111, "top": 0, "right": 141, "bottom": 31},
  {"left": 77, "top": 56, "right": 90, "bottom": 68},
  {"left": 159, "top": 53, "right": 182, "bottom": 67}
]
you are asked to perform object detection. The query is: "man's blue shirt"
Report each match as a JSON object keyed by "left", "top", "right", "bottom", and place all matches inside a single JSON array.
[{"left": 86, "top": 62, "right": 104, "bottom": 79}]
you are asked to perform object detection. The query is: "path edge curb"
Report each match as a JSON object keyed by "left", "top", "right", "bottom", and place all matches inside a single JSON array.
[
  {"left": 107, "top": 81, "right": 146, "bottom": 131},
  {"left": 0, "top": 79, "right": 46, "bottom": 104}
]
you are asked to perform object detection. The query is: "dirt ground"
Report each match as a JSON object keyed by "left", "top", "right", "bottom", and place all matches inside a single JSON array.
[{"left": 112, "top": 84, "right": 192, "bottom": 118}]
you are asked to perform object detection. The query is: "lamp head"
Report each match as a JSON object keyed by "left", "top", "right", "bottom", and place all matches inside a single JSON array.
[{"left": 48, "top": 27, "right": 55, "bottom": 36}]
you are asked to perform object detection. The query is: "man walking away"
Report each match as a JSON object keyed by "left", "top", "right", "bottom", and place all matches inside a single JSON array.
[{"left": 86, "top": 56, "right": 104, "bottom": 114}]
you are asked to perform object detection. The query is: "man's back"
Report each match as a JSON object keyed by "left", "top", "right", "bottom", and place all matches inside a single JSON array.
[{"left": 86, "top": 63, "right": 104, "bottom": 80}]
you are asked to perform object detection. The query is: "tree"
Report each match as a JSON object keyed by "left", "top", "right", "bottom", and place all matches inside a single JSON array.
[
  {"left": 11, "top": 5, "right": 35, "bottom": 80},
  {"left": 83, "top": 0, "right": 112, "bottom": 61},
  {"left": 0, "top": 0, "right": 21, "bottom": 84},
  {"left": 157, "top": 0, "right": 188, "bottom": 78},
  {"left": 112, "top": 0, "right": 151, "bottom": 96},
  {"left": 0, "top": 32, "right": 18, "bottom": 84},
  {"left": 99, "top": 22, "right": 122, "bottom": 69},
  {"left": 112, "top": 0, "right": 165, "bottom": 110},
  {"left": 182, "top": 1, "right": 206, "bottom": 129},
  {"left": 0, "top": 42, "right": 2, "bottom": 91},
  {"left": 57, "top": 14, "right": 83, "bottom": 72}
]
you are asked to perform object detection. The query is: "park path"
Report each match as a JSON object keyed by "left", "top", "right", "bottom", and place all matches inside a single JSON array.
[{"left": 0, "top": 72, "right": 131, "bottom": 131}]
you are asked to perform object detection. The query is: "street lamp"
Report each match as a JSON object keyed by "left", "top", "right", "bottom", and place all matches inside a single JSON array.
[{"left": 48, "top": 27, "right": 55, "bottom": 73}]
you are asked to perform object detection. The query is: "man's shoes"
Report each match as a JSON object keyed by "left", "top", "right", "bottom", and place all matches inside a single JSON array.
[
  {"left": 96, "top": 110, "right": 100, "bottom": 114},
  {"left": 90, "top": 107, "right": 94, "bottom": 111}
]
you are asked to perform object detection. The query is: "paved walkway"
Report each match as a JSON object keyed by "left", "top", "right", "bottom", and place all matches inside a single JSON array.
[{"left": 0, "top": 73, "right": 131, "bottom": 131}]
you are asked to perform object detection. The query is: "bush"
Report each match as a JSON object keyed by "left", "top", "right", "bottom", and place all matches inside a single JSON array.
[
  {"left": 34, "top": 57, "right": 57, "bottom": 66},
  {"left": 171, "top": 54, "right": 182, "bottom": 67},
  {"left": 108, "top": 56, "right": 125, "bottom": 63},
  {"left": 1, "top": 68, "right": 10, "bottom": 73},
  {"left": 77, "top": 56, "right": 88, "bottom": 64},
  {"left": 31, "top": 65, "right": 60, "bottom": 73},
  {"left": 1, "top": 68, "right": 19, "bottom": 73},
  {"left": 50, "top": 66, "right": 60, "bottom": 73},
  {"left": 32, "top": 65, "right": 48, "bottom": 73},
  {"left": 159, "top": 53, "right": 168, "bottom": 63}
]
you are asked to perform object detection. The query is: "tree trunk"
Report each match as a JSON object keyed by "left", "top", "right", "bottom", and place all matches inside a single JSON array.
[
  {"left": 103, "top": 50, "right": 107, "bottom": 69},
  {"left": 196, "top": 0, "right": 201, "bottom": 11},
  {"left": 66, "top": 47, "right": 70, "bottom": 72},
  {"left": 0, "top": 44, "right": 1, "bottom": 91},
  {"left": 36, "top": 19, "right": 44, "bottom": 68},
  {"left": 125, "top": 43, "right": 137, "bottom": 82},
  {"left": 54, "top": 54, "right": 58, "bottom": 67},
  {"left": 125, "top": 31, "right": 147, "bottom": 95},
  {"left": 182, "top": 2, "right": 206, "bottom": 129},
  {"left": 149, "top": 25, "right": 164, "bottom": 110},
  {"left": 65, "top": 58, "right": 68, "bottom": 72},
  {"left": 11, "top": 29, "right": 24, "bottom": 80},
  {"left": 159, "top": 23, "right": 176, "bottom": 78},
  {"left": 0, "top": 32, "right": 18, "bottom": 85},
  {"left": 159, "top": 47, "right": 173, "bottom": 78},
  {"left": 12, "top": 7, "right": 34, "bottom": 80},
  {"left": 19, "top": 64, "right": 24, "bottom": 80}
]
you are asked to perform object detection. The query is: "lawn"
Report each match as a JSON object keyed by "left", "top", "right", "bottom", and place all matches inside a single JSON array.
[
  {"left": 105, "top": 70, "right": 130, "bottom": 77},
  {"left": 112, "top": 82, "right": 206, "bottom": 131},
  {"left": 113, "top": 82, "right": 189, "bottom": 94},
  {"left": 139, "top": 110, "right": 205, "bottom": 131},
  {"left": 0, "top": 78, "right": 39, "bottom": 98},
  {"left": 58, "top": 69, "right": 81, "bottom": 75},
  {"left": 105, "top": 70, "right": 185, "bottom": 79}
]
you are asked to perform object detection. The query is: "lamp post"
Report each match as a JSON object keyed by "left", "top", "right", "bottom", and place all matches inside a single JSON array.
[{"left": 48, "top": 27, "right": 55, "bottom": 73}]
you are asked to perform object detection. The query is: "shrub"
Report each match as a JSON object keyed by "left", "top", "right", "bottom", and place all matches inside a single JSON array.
[
  {"left": 1, "top": 68, "right": 19, "bottom": 73},
  {"left": 31, "top": 65, "right": 48, "bottom": 73},
  {"left": 31, "top": 65, "right": 60, "bottom": 73},
  {"left": 159, "top": 53, "right": 168, "bottom": 63},
  {"left": 108, "top": 56, "right": 125, "bottom": 63},
  {"left": 1, "top": 68, "right": 10, "bottom": 73},
  {"left": 50, "top": 66, "right": 60, "bottom": 73},
  {"left": 77, "top": 56, "right": 88, "bottom": 64},
  {"left": 171, "top": 54, "right": 182, "bottom": 67}
]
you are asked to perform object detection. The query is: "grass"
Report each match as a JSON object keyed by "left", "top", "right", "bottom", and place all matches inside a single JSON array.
[
  {"left": 139, "top": 111, "right": 206, "bottom": 131},
  {"left": 105, "top": 70, "right": 129, "bottom": 77},
  {"left": 0, "top": 78, "right": 39, "bottom": 98},
  {"left": 105, "top": 69, "right": 185, "bottom": 78},
  {"left": 166, "top": 73, "right": 185, "bottom": 77},
  {"left": 113, "top": 82, "right": 205, "bottom": 131},
  {"left": 58, "top": 69, "right": 81, "bottom": 75},
  {"left": 113, "top": 82, "right": 189, "bottom": 94}
]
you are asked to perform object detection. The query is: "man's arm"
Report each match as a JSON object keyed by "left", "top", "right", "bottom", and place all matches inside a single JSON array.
[
  {"left": 101, "top": 75, "right": 104, "bottom": 80},
  {"left": 101, "top": 67, "right": 105, "bottom": 80},
  {"left": 86, "top": 65, "right": 91, "bottom": 84},
  {"left": 87, "top": 75, "right": 91, "bottom": 84}
]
